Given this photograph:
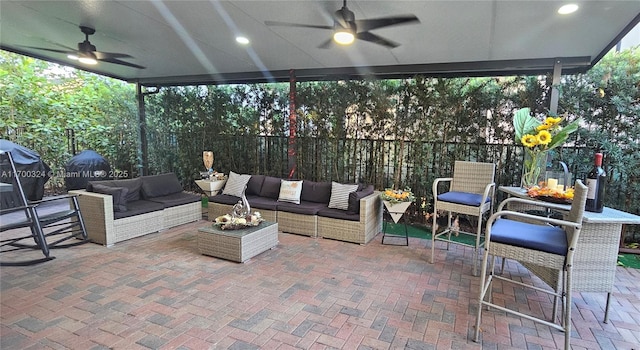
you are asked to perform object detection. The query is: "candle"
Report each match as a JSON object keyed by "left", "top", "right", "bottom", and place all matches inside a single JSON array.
[{"left": 547, "top": 178, "right": 558, "bottom": 189}]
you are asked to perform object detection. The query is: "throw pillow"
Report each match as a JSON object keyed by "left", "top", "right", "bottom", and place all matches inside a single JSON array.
[
  {"left": 347, "top": 185, "right": 375, "bottom": 214},
  {"left": 328, "top": 182, "right": 359, "bottom": 210},
  {"left": 278, "top": 180, "right": 303, "bottom": 204},
  {"left": 222, "top": 171, "right": 251, "bottom": 197},
  {"left": 91, "top": 184, "right": 129, "bottom": 212}
]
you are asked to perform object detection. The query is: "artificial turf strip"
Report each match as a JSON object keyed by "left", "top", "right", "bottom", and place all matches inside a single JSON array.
[{"left": 384, "top": 222, "right": 639, "bottom": 270}]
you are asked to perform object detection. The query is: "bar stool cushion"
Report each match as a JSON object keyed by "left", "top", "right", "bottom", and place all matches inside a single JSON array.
[
  {"left": 490, "top": 218, "right": 568, "bottom": 256},
  {"left": 437, "top": 191, "right": 490, "bottom": 207}
]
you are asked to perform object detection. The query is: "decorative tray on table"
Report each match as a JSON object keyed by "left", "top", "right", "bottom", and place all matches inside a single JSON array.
[
  {"left": 526, "top": 186, "right": 574, "bottom": 204},
  {"left": 214, "top": 212, "right": 263, "bottom": 230}
]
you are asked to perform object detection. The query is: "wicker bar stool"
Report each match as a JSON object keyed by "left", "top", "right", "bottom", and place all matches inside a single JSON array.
[
  {"left": 474, "top": 180, "right": 588, "bottom": 349},
  {"left": 431, "top": 161, "right": 495, "bottom": 276}
]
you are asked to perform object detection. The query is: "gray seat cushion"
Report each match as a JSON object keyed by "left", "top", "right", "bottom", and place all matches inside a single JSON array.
[
  {"left": 148, "top": 192, "right": 201, "bottom": 208},
  {"left": 247, "top": 196, "right": 279, "bottom": 211},
  {"left": 277, "top": 201, "right": 327, "bottom": 215},
  {"left": 208, "top": 194, "right": 240, "bottom": 205},
  {"left": 113, "top": 200, "right": 164, "bottom": 220},
  {"left": 316, "top": 207, "right": 360, "bottom": 221}
]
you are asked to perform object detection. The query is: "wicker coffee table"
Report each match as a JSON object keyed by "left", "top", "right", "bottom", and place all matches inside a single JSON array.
[{"left": 197, "top": 221, "right": 278, "bottom": 262}]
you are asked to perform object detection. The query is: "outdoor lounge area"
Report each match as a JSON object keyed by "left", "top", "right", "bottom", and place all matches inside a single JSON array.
[
  {"left": 2, "top": 1, "right": 640, "bottom": 349},
  {"left": 1, "top": 208, "right": 640, "bottom": 349}
]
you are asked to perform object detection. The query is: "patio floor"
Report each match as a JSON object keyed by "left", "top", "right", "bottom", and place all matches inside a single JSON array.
[{"left": 1, "top": 217, "right": 639, "bottom": 349}]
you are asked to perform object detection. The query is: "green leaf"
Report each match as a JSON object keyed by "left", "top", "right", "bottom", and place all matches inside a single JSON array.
[
  {"left": 513, "top": 108, "right": 540, "bottom": 143},
  {"left": 546, "top": 118, "right": 581, "bottom": 150}
]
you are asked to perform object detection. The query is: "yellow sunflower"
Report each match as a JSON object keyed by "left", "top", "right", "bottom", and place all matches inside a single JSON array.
[
  {"left": 544, "top": 116, "right": 562, "bottom": 125},
  {"left": 521, "top": 134, "right": 538, "bottom": 147},
  {"left": 536, "top": 130, "right": 552, "bottom": 145},
  {"left": 536, "top": 122, "right": 552, "bottom": 131}
]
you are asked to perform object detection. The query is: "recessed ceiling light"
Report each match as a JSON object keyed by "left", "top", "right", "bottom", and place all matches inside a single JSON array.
[
  {"left": 558, "top": 4, "right": 579, "bottom": 15},
  {"left": 236, "top": 36, "right": 250, "bottom": 45}
]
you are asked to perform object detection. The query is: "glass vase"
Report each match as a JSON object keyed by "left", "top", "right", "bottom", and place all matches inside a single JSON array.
[{"left": 521, "top": 150, "right": 547, "bottom": 188}]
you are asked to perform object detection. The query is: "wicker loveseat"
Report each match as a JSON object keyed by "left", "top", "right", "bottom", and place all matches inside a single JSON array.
[
  {"left": 69, "top": 173, "right": 201, "bottom": 246},
  {"left": 208, "top": 173, "right": 383, "bottom": 244}
]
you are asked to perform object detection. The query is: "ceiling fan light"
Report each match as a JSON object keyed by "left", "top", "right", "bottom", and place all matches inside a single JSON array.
[
  {"left": 558, "top": 4, "right": 578, "bottom": 14},
  {"left": 334, "top": 31, "right": 355, "bottom": 45},
  {"left": 78, "top": 53, "right": 98, "bottom": 65},
  {"left": 67, "top": 54, "right": 79, "bottom": 60}
]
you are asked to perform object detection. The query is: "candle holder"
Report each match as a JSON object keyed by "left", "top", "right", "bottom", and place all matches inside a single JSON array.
[{"left": 545, "top": 161, "right": 571, "bottom": 191}]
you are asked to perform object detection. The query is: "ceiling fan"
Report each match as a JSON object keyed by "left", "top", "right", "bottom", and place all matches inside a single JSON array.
[
  {"left": 24, "top": 26, "right": 145, "bottom": 69},
  {"left": 265, "top": 0, "right": 419, "bottom": 49}
]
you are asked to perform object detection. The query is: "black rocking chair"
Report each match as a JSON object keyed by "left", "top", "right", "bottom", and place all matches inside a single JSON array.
[{"left": 1, "top": 150, "right": 89, "bottom": 266}]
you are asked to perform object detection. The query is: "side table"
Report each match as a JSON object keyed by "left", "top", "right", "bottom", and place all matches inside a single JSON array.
[
  {"left": 195, "top": 176, "right": 227, "bottom": 197},
  {"left": 382, "top": 201, "right": 411, "bottom": 246}
]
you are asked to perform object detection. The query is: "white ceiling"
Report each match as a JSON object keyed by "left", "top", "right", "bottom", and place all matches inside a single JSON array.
[{"left": 1, "top": 0, "right": 639, "bottom": 86}]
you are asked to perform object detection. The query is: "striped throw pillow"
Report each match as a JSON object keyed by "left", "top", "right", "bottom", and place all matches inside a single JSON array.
[
  {"left": 222, "top": 171, "right": 251, "bottom": 197},
  {"left": 328, "top": 182, "right": 359, "bottom": 210}
]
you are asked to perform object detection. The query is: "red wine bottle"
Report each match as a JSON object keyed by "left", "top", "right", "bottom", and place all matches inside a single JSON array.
[{"left": 585, "top": 152, "right": 606, "bottom": 213}]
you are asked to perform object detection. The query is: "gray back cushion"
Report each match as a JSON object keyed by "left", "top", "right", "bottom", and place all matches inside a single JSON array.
[
  {"left": 246, "top": 175, "right": 265, "bottom": 196},
  {"left": 259, "top": 176, "right": 282, "bottom": 199},
  {"left": 91, "top": 184, "right": 129, "bottom": 212},
  {"left": 300, "top": 181, "right": 332, "bottom": 204},
  {"left": 141, "top": 173, "right": 183, "bottom": 198},
  {"left": 88, "top": 177, "right": 143, "bottom": 202}
]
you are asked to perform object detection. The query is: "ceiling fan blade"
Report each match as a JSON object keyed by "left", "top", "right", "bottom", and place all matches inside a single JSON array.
[
  {"left": 265, "top": 21, "right": 333, "bottom": 30},
  {"left": 318, "top": 38, "right": 334, "bottom": 49},
  {"left": 356, "top": 31, "right": 400, "bottom": 48},
  {"left": 21, "top": 45, "right": 74, "bottom": 55},
  {"left": 99, "top": 57, "right": 145, "bottom": 69},
  {"left": 355, "top": 15, "right": 420, "bottom": 32},
  {"left": 94, "top": 51, "right": 133, "bottom": 60}
]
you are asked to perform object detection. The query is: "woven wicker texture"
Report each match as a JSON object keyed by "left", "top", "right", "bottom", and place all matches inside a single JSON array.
[
  {"left": 197, "top": 221, "right": 278, "bottom": 262},
  {"left": 209, "top": 192, "right": 382, "bottom": 244},
  {"left": 475, "top": 180, "right": 588, "bottom": 349},
  {"left": 71, "top": 190, "right": 201, "bottom": 246},
  {"left": 450, "top": 161, "right": 496, "bottom": 194},
  {"left": 431, "top": 161, "right": 495, "bottom": 275},
  {"left": 317, "top": 192, "right": 382, "bottom": 244},
  {"left": 163, "top": 202, "right": 201, "bottom": 228},
  {"left": 277, "top": 211, "right": 317, "bottom": 237},
  {"left": 499, "top": 187, "right": 629, "bottom": 294}
]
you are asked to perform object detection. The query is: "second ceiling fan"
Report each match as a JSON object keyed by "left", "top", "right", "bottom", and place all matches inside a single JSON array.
[{"left": 265, "top": 0, "right": 420, "bottom": 49}]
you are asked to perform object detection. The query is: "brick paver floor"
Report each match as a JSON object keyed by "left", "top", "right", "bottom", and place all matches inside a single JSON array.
[{"left": 1, "top": 219, "right": 639, "bottom": 349}]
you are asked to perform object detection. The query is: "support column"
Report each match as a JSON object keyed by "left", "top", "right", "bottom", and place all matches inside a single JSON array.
[
  {"left": 137, "top": 83, "right": 148, "bottom": 176},
  {"left": 549, "top": 59, "right": 562, "bottom": 115},
  {"left": 288, "top": 69, "right": 297, "bottom": 179}
]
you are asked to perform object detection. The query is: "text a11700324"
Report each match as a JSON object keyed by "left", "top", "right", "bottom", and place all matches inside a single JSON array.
[{"left": 0, "top": 169, "right": 129, "bottom": 179}]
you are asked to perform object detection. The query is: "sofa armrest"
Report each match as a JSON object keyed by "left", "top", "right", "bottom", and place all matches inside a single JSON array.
[
  {"left": 360, "top": 191, "right": 383, "bottom": 238},
  {"left": 69, "top": 189, "right": 114, "bottom": 246}
]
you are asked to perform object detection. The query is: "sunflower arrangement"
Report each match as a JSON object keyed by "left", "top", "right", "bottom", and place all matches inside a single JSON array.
[
  {"left": 514, "top": 108, "right": 580, "bottom": 188},
  {"left": 380, "top": 188, "right": 415, "bottom": 204}
]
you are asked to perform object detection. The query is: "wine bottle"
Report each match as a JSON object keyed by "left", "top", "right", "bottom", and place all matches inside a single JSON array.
[{"left": 585, "top": 152, "right": 606, "bottom": 213}]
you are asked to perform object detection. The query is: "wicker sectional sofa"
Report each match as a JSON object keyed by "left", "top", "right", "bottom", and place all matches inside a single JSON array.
[
  {"left": 208, "top": 174, "right": 383, "bottom": 244},
  {"left": 69, "top": 173, "right": 201, "bottom": 246}
]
